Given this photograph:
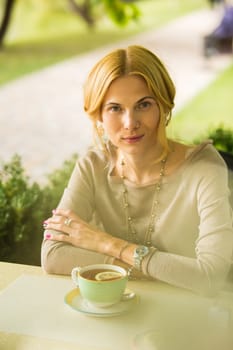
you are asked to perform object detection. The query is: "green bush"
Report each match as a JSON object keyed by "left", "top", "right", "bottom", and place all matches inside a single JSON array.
[
  {"left": 196, "top": 126, "right": 233, "bottom": 154},
  {"left": 206, "top": 127, "right": 233, "bottom": 154},
  {"left": 0, "top": 154, "right": 77, "bottom": 265},
  {"left": 42, "top": 153, "right": 78, "bottom": 217},
  {"left": 0, "top": 155, "right": 43, "bottom": 264}
]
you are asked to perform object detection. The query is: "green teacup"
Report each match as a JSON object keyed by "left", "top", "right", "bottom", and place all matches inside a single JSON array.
[{"left": 71, "top": 264, "right": 128, "bottom": 308}]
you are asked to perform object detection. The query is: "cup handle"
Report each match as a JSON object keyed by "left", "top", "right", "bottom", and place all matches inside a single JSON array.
[{"left": 71, "top": 267, "right": 81, "bottom": 286}]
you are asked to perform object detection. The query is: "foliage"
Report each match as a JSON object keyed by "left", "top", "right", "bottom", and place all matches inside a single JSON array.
[
  {"left": 42, "top": 153, "right": 78, "bottom": 215},
  {"left": 0, "top": 0, "right": 140, "bottom": 47},
  {"left": 100, "top": 0, "right": 140, "bottom": 26},
  {"left": 196, "top": 126, "right": 233, "bottom": 154},
  {"left": 67, "top": 0, "right": 140, "bottom": 28},
  {"left": 0, "top": 0, "right": 206, "bottom": 85},
  {"left": 0, "top": 153, "right": 77, "bottom": 265},
  {"left": 0, "top": 154, "right": 43, "bottom": 264}
]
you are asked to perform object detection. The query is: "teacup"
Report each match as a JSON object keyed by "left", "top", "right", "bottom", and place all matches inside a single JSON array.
[{"left": 71, "top": 264, "right": 128, "bottom": 308}]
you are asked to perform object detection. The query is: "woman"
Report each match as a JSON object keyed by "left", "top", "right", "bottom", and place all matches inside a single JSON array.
[{"left": 42, "top": 45, "right": 233, "bottom": 295}]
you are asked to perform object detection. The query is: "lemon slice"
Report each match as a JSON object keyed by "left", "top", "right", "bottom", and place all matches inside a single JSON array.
[{"left": 95, "top": 271, "right": 122, "bottom": 281}]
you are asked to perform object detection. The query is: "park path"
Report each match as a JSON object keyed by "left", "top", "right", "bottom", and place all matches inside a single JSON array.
[{"left": 0, "top": 8, "right": 232, "bottom": 182}]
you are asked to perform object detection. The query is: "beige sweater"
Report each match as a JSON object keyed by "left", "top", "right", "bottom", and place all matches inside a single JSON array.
[{"left": 41, "top": 142, "right": 233, "bottom": 295}]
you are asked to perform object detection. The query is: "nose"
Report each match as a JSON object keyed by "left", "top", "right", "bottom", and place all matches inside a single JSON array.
[{"left": 122, "top": 110, "right": 140, "bottom": 130}]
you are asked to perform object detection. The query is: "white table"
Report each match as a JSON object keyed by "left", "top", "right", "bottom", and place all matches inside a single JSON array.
[{"left": 0, "top": 262, "right": 232, "bottom": 350}]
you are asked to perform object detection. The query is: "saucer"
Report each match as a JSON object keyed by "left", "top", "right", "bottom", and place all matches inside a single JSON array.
[{"left": 64, "top": 288, "right": 139, "bottom": 317}]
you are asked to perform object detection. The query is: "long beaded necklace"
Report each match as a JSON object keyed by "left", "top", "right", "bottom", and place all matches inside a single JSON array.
[{"left": 120, "top": 157, "right": 167, "bottom": 246}]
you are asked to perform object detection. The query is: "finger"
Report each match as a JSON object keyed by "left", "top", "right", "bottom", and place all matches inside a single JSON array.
[
  {"left": 44, "top": 213, "right": 74, "bottom": 227},
  {"left": 43, "top": 211, "right": 63, "bottom": 228},
  {"left": 44, "top": 220, "right": 74, "bottom": 233},
  {"left": 44, "top": 232, "right": 70, "bottom": 243},
  {"left": 53, "top": 208, "right": 76, "bottom": 219},
  {"left": 53, "top": 208, "right": 84, "bottom": 224},
  {"left": 43, "top": 216, "right": 62, "bottom": 229}
]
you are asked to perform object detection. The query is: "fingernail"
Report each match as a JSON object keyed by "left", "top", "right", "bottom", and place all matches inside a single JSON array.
[
  {"left": 52, "top": 209, "right": 56, "bottom": 215},
  {"left": 45, "top": 233, "right": 52, "bottom": 239}
]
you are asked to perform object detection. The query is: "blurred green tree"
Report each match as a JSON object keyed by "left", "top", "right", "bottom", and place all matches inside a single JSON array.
[
  {"left": 0, "top": 0, "right": 140, "bottom": 47},
  {"left": 68, "top": 0, "right": 140, "bottom": 27},
  {"left": 0, "top": 0, "right": 16, "bottom": 47}
]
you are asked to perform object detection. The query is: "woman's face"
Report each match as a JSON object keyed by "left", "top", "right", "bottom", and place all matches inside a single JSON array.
[{"left": 101, "top": 75, "right": 160, "bottom": 157}]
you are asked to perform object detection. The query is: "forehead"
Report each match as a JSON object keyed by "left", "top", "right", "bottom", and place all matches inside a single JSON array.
[{"left": 103, "top": 75, "right": 151, "bottom": 102}]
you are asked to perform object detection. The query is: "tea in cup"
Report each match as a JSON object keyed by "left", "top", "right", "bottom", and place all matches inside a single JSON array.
[{"left": 71, "top": 264, "right": 128, "bottom": 308}]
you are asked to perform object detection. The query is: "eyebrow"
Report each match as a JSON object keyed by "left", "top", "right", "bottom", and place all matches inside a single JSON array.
[
  {"left": 103, "top": 96, "right": 155, "bottom": 107},
  {"left": 137, "top": 96, "right": 155, "bottom": 103}
]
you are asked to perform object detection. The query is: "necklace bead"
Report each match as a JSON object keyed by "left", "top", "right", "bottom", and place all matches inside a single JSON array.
[{"left": 120, "top": 157, "right": 167, "bottom": 246}]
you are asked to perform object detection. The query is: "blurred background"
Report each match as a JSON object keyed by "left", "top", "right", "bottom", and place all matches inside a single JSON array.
[{"left": 0, "top": 0, "right": 232, "bottom": 265}]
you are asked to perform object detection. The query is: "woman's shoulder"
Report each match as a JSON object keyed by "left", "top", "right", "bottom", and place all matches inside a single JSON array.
[
  {"left": 77, "top": 147, "right": 108, "bottom": 167},
  {"left": 74, "top": 147, "right": 114, "bottom": 179},
  {"left": 168, "top": 139, "right": 227, "bottom": 177},
  {"left": 184, "top": 140, "right": 226, "bottom": 166}
]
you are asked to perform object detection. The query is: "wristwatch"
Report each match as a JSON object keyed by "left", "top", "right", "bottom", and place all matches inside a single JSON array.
[{"left": 133, "top": 245, "right": 150, "bottom": 271}]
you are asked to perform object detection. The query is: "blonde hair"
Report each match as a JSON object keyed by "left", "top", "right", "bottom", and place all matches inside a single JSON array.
[{"left": 83, "top": 45, "right": 176, "bottom": 159}]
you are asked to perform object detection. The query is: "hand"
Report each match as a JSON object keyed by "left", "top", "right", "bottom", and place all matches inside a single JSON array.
[{"left": 44, "top": 208, "right": 112, "bottom": 254}]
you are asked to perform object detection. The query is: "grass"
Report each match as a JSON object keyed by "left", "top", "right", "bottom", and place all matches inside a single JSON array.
[
  {"left": 168, "top": 63, "right": 233, "bottom": 143},
  {"left": 0, "top": 0, "right": 206, "bottom": 85}
]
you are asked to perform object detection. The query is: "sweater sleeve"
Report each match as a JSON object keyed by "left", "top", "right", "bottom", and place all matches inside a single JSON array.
[
  {"left": 142, "top": 149, "right": 233, "bottom": 296},
  {"left": 41, "top": 152, "right": 110, "bottom": 275}
]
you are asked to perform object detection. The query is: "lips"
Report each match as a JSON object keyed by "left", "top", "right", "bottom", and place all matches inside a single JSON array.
[{"left": 121, "top": 135, "right": 144, "bottom": 143}]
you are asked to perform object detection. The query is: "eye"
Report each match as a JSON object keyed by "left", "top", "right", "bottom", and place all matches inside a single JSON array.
[
  {"left": 110, "top": 105, "right": 121, "bottom": 112},
  {"left": 136, "top": 100, "right": 152, "bottom": 110},
  {"left": 103, "top": 104, "right": 122, "bottom": 114}
]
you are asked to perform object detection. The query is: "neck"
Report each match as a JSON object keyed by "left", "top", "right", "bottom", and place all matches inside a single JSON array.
[{"left": 118, "top": 149, "right": 167, "bottom": 185}]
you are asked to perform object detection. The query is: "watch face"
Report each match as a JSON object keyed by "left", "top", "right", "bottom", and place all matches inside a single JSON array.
[
  {"left": 136, "top": 246, "right": 149, "bottom": 257},
  {"left": 134, "top": 245, "right": 150, "bottom": 270}
]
